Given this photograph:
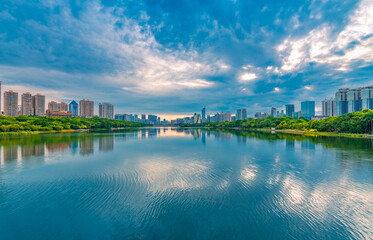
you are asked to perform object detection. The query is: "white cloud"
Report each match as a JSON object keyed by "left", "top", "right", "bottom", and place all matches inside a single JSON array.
[
  {"left": 239, "top": 73, "right": 257, "bottom": 82},
  {"left": 276, "top": 0, "right": 373, "bottom": 74}
]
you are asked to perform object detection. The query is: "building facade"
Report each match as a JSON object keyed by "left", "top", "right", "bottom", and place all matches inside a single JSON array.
[
  {"left": 270, "top": 107, "right": 276, "bottom": 117},
  {"left": 347, "top": 88, "right": 362, "bottom": 113},
  {"left": 79, "top": 99, "right": 94, "bottom": 117},
  {"left": 99, "top": 103, "right": 114, "bottom": 119},
  {"left": 361, "top": 86, "right": 373, "bottom": 110},
  {"left": 301, "top": 101, "right": 315, "bottom": 120},
  {"left": 32, "top": 94, "right": 45, "bottom": 116},
  {"left": 21, "top": 92, "right": 33, "bottom": 115},
  {"left": 322, "top": 98, "right": 336, "bottom": 117},
  {"left": 47, "top": 101, "right": 68, "bottom": 113},
  {"left": 69, "top": 100, "right": 79, "bottom": 116},
  {"left": 202, "top": 106, "right": 206, "bottom": 120},
  {"left": 236, "top": 109, "right": 247, "bottom": 120},
  {"left": 4, "top": 90, "right": 18, "bottom": 116},
  {"left": 285, "top": 104, "right": 295, "bottom": 117},
  {"left": 335, "top": 89, "right": 349, "bottom": 116}
]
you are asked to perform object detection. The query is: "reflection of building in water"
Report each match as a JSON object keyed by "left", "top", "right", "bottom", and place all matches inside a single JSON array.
[
  {"left": 202, "top": 131, "right": 206, "bottom": 145},
  {"left": 3, "top": 145, "right": 18, "bottom": 162},
  {"left": 286, "top": 140, "right": 295, "bottom": 151},
  {"left": 21, "top": 144, "right": 45, "bottom": 158},
  {"left": 47, "top": 143, "right": 70, "bottom": 153},
  {"left": 79, "top": 136, "right": 94, "bottom": 156},
  {"left": 99, "top": 135, "right": 114, "bottom": 152},
  {"left": 70, "top": 141, "right": 79, "bottom": 155}
]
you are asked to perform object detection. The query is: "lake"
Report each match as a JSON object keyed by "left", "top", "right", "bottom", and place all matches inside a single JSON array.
[{"left": 0, "top": 128, "right": 372, "bottom": 239}]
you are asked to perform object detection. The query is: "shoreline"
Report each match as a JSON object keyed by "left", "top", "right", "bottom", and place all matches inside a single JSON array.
[
  {"left": 0, "top": 127, "right": 139, "bottom": 136},
  {"left": 182, "top": 126, "right": 373, "bottom": 139}
]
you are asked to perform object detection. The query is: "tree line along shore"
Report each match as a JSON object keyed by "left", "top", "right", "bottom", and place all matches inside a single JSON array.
[
  {"left": 0, "top": 115, "right": 147, "bottom": 134},
  {"left": 180, "top": 109, "right": 373, "bottom": 136}
]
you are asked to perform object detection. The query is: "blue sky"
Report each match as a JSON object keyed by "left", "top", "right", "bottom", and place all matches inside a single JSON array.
[{"left": 0, "top": 0, "right": 372, "bottom": 119}]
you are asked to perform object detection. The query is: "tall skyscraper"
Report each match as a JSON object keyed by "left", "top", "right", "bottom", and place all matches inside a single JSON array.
[
  {"left": 322, "top": 98, "right": 336, "bottom": 117},
  {"left": 21, "top": 92, "right": 33, "bottom": 115},
  {"left": 347, "top": 88, "right": 362, "bottom": 113},
  {"left": 202, "top": 106, "right": 206, "bottom": 120},
  {"left": 69, "top": 100, "right": 79, "bottom": 116},
  {"left": 32, "top": 94, "right": 45, "bottom": 116},
  {"left": 361, "top": 85, "right": 373, "bottom": 110},
  {"left": 99, "top": 103, "right": 114, "bottom": 119},
  {"left": 335, "top": 88, "right": 349, "bottom": 116},
  {"left": 236, "top": 109, "right": 247, "bottom": 120},
  {"left": 4, "top": 90, "right": 18, "bottom": 116},
  {"left": 79, "top": 99, "right": 94, "bottom": 117},
  {"left": 270, "top": 107, "right": 276, "bottom": 117},
  {"left": 285, "top": 104, "right": 295, "bottom": 117},
  {"left": 301, "top": 101, "right": 315, "bottom": 120}
]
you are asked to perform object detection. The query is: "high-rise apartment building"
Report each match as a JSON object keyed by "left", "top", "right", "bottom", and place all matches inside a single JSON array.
[
  {"left": 347, "top": 88, "right": 362, "bottom": 113},
  {"left": 335, "top": 89, "right": 349, "bottom": 116},
  {"left": 322, "top": 98, "right": 336, "bottom": 117},
  {"left": 69, "top": 100, "right": 79, "bottom": 116},
  {"left": 285, "top": 104, "right": 295, "bottom": 117},
  {"left": 21, "top": 92, "right": 33, "bottom": 115},
  {"left": 361, "top": 85, "right": 373, "bottom": 110},
  {"left": 236, "top": 109, "right": 247, "bottom": 120},
  {"left": 301, "top": 101, "right": 315, "bottom": 120},
  {"left": 32, "top": 94, "right": 45, "bottom": 116},
  {"left": 4, "top": 90, "right": 18, "bottom": 116},
  {"left": 79, "top": 99, "right": 94, "bottom": 117},
  {"left": 99, "top": 103, "right": 114, "bottom": 119},
  {"left": 270, "top": 107, "right": 276, "bottom": 117},
  {"left": 47, "top": 101, "right": 68, "bottom": 112}
]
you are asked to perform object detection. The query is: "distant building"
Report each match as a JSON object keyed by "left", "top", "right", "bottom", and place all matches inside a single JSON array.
[
  {"left": 192, "top": 113, "right": 202, "bottom": 123},
  {"left": 99, "top": 103, "right": 114, "bottom": 119},
  {"left": 21, "top": 92, "right": 33, "bottom": 116},
  {"left": 202, "top": 106, "right": 206, "bottom": 120},
  {"left": 32, "top": 94, "right": 45, "bottom": 116},
  {"left": 223, "top": 112, "right": 232, "bottom": 122},
  {"left": 301, "top": 101, "right": 315, "bottom": 120},
  {"left": 79, "top": 99, "right": 94, "bottom": 117},
  {"left": 347, "top": 88, "right": 362, "bottom": 113},
  {"left": 47, "top": 111, "right": 73, "bottom": 117},
  {"left": 236, "top": 109, "right": 247, "bottom": 120},
  {"left": 335, "top": 88, "right": 349, "bottom": 116},
  {"left": 285, "top": 104, "right": 295, "bottom": 117},
  {"left": 322, "top": 98, "right": 336, "bottom": 117},
  {"left": 293, "top": 111, "right": 300, "bottom": 119},
  {"left": 255, "top": 112, "right": 268, "bottom": 119},
  {"left": 69, "top": 100, "right": 79, "bottom": 116},
  {"left": 311, "top": 116, "right": 327, "bottom": 120},
  {"left": 148, "top": 114, "right": 158, "bottom": 124},
  {"left": 47, "top": 101, "right": 68, "bottom": 113},
  {"left": 362, "top": 86, "right": 373, "bottom": 110},
  {"left": 270, "top": 107, "right": 276, "bottom": 117},
  {"left": 4, "top": 90, "right": 18, "bottom": 116}
]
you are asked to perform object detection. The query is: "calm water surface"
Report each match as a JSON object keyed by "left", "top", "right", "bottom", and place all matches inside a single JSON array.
[{"left": 0, "top": 128, "right": 372, "bottom": 239}]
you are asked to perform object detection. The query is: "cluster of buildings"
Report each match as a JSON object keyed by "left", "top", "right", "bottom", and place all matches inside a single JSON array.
[
  {"left": 114, "top": 113, "right": 164, "bottom": 125},
  {"left": 322, "top": 85, "right": 373, "bottom": 117},
  {"left": 0, "top": 82, "right": 114, "bottom": 119}
]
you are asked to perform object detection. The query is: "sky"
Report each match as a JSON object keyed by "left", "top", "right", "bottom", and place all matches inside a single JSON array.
[{"left": 0, "top": 0, "right": 372, "bottom": 119}]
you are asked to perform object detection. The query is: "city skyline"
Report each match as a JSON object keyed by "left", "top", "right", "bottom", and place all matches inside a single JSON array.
[{"left": 0, "top": 0, "right": 372, "bottom": 117}]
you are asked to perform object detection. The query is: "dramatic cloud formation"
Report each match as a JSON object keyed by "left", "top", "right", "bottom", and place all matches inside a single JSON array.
[{"left": 0, "top": 0, "right": 371, "bottom": 117}]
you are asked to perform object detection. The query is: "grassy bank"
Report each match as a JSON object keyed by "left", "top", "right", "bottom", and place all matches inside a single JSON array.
[
  {"left": 0, "top": 115, "right": 147, "bottom": 135},
  {"left": 180, "top": 109, "right": 373, "bottom": 137}
]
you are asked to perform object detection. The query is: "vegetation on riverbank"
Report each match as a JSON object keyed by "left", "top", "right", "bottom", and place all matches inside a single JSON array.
[
  {"left": 0, "top": 115, "right": 147, "bottom": 133},
  {"left": 181, "top": 109, "right": 373, "bottom": 134}
]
